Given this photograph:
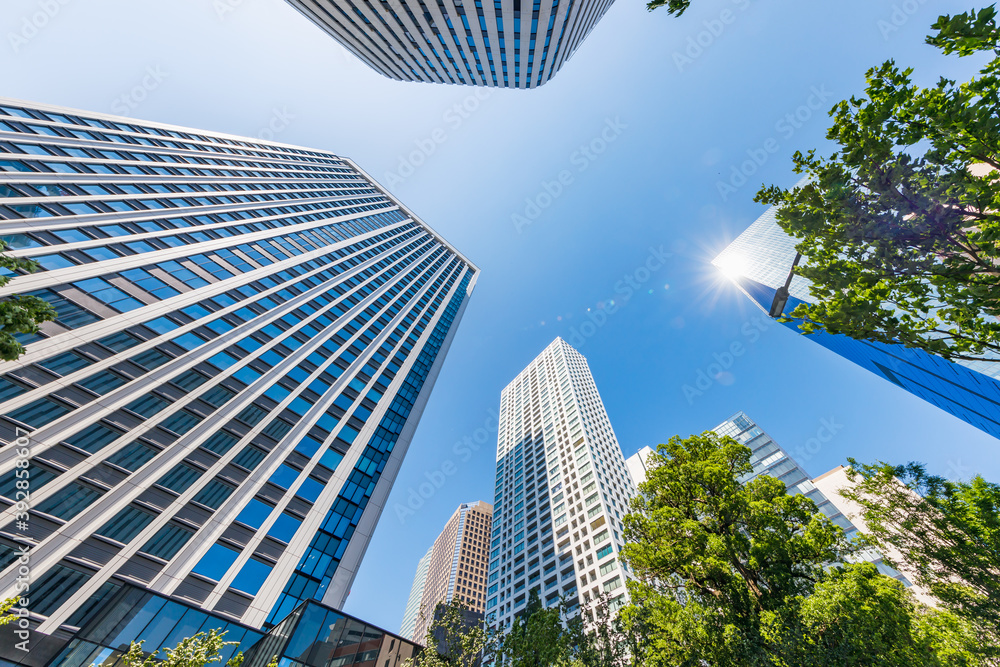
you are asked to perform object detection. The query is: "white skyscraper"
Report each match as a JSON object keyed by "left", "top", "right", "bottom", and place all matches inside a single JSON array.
[
  {"left": 486, "top": 338, "right": 635, "bottom": 628},
  {"left": 399, "top": 545, "right": 433, "bottom": 641}
]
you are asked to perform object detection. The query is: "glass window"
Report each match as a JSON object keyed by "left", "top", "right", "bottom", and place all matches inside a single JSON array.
[
  {"left": 31, "top": 563, "right": 90, "bottom": 616},
  {"left": 107, "top": 441, "right": 158, "bottom": 472},
  {"left": 157, "top": 463, "right": 202, "bottom": 494},
  {"left": 141, "top": 523, "right": 195, "bottom": 560},
  {"left": 97, "top": 505, "right": 155, "bottom": 543},
  {"left": 232, "top": 558, "right": 273, "bottom": 595},
  {"left": 193, "top": 479, "right": 235, "bottom": 509},
  {"left": 36, "top": 482, "right": 104, "bottom": 520},
  {"left": 77, "top": 370, "right": 128, "bottom": 395},
  {"left": 267, "top": 513, "right": 302, "bottom": 543},
  {"left": 192, "top": 543, "right": 240, "bottom": 581},
  {"left": 65, "top": 423, "right": 121, "bottom": 453},
  {"left": 236, "top": 498, "right": 273, "bottom": 529},
  {"left": 37, "top": 351, "right": 92, "bottom": 376},
  {"left": 74, "top": 277, "right": 143, "bottom": 312}
]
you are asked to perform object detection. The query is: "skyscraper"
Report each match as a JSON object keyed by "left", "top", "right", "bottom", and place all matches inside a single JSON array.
[
  {"left": 0, "top": 97, "right": 478, "bottom": 658},
  {"left": 626, "top": 412, "right": 917, "bottom": 590},
  {"left": 487, "top": 338, "right": 635, "bottom": 629},
  {"left": 411, "top": 500, "right": 492, "bottom": 643},
  {"left": 400, "top": 545, "right": 434, "bottom": 642},
  {"left": 713, "top": 202, "right": 1000, "bottom": 440},
  {"left": 284, "top": 0, "right": 615, "bottom": 88}
]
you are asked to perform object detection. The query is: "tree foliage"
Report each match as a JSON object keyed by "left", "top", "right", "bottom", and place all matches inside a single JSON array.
[
  {"left": 0, "top": 240, "right": 56, "bottom": 361},
  {"left": 755, "top": 7, "right": 1000, "bottom": 364},
  {"left": 122, "top": 629, "right": 267, "bottom": 667},
  {"left": 620, "top": 431, "right": 848, "bottom": 666},
  {"left": 499, "top": 591, "right": 582, "bottom": 667},
  {"left": 842, "top": 460, "right": 1000, "bottom": 658},
  {"left": 619, "top": 433, "right": 988, "bottom": 666},
  {"left": 646, "top": 0, "right": 690, "bottom": 16},
  {"left": 407, "top": 598, "right": 498, "bottom": 667}
]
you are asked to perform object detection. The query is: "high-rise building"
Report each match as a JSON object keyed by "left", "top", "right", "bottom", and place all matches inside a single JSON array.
[
  {"left": 486, "top": 338, "right": 635, "bottom": 629},
  {"left": 625, "top": 412, "right": 916, "bottom": 590},
  {"left": 399, "top": 545, "right": 433, "bottom": 641},
  {"left": 0, "top": 97, "right": 478, "bottom": 662},
  {"left": 411, "top": 500, "right": 492, "bottom": 643},
  {"left": 284, "top": 0, "right": 615, "bottom": 88},
  {"left": 713, "top": 202, "right": 1000, "bottom": 440}
]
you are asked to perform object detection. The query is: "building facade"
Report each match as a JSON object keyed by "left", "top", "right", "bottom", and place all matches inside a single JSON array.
[
  {"left": 284, "top": 0, "right": 615, "bottom": 88},
  {"left": 411, "top": 500, "right": 492, "bottom": 643},
  {"left": 487, "top": 338, "right": 635, "bottom": 629},
  {"left": 713, "top": 202, "right": 1000, "bottom": 440},
  {"left": 399, "top": 545, "right": 433, "bottom": 641},
  {"left": 624, "top": 412, "right": 914, "bottom": 589},
  {"left": 0, "top": 97, "right": 478, "bottom": 659}
]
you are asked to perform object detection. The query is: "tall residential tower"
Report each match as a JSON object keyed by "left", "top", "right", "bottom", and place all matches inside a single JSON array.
[
  {"left": 284, "top": 0, "right": 615, "bottom": 88},
  {"left": 487, "top": 338, "right": 635, "bottom": 628},
  {"left": 0, "top": 97, "right": 477, "bottom": 663}
]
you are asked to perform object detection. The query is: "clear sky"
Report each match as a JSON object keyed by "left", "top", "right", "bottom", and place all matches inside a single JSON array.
[{"left": 4, "top": 0, "right": 997, "bottom": 634}]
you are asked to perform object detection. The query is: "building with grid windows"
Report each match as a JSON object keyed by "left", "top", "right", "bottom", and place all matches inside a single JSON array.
[
  {"left": 399, "top": 545, "right": 433, "bottom": 642},
  {"left": 284, "top": 0, "right": 615, "bottom": 88},
  {"left": 0, "top": 97, "right": 478, "bottom": 665},
  {"left": 624, "top": 412, "right": 915, "bottom": 589},
  {"left": 486, "top": 338, "right": 635, "bottom": 630},
  {"left": 713, "top": 202, "right": 1000, "bottom": 440},
  {"left": 408, "top": 500, "right": 491, "bottom": 643}
]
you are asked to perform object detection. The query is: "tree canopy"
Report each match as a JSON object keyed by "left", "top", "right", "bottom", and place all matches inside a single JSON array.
[
  {"left": 0, "top": 240, "right": 56, "bottom": 361},
  {"left": 618, "top": 432, "right": 989, "bottom": 666},
  {"left": 755, "top": 7, "right": 1000, "bottom": 365},
  {"left": 842, "top": 460, "right": 1000, "bottom": 659}
]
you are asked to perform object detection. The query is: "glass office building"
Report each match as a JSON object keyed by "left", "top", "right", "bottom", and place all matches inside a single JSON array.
[
  {"left": 0, "top": 97, "right": 478, "bottom": 662},
  {"left": 713, "top": 202, "right": 1000, "bottom": 440},
  {"left": 284, "top": 0, "right": 615, "bottom": 88},
  {"left": 487, "top": 338, "right": 635, "bottom": 629}
]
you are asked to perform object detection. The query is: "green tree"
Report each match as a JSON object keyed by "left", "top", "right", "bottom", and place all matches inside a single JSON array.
[
  {"left": 574, "top": 593, "right": 649, "bottom": 667},
  {"left": 407, "top": 598, "right": 498, "bottom": 667},
  {"left": 768, "top": 562, "right": 983, "bottom": 666},
  {"left": 0, "top": 240, "right": 56, "bottom": 361},
  {"left": 122, "top": 629, "right": 277, "bottom": 667},
  {"left": 755, "top": 7, "right": 1000, "bottom": 364},
  {"left": 499, "top": 590, "right": 580, "bottom": 667},
  {"left": 620, "top": 431, "right": 847, "bottom": 666},
  {"left": 620, "top": 432, "right": 986, "bottom": 666},
  {"left": 841, "top": 460, "right": 1000, "bottom": 658},
  {"left": 646, "top": 0, "right": 691, "bottom": 16}
]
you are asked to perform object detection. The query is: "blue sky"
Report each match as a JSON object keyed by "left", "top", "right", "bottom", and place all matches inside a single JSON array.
[{"left": 4, "top": 0, "right": 997, "bottom": 633}]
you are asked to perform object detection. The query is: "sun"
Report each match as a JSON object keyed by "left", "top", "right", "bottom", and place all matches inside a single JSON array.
[{"left": 713, "top": 252, "right": 750, "bottom": 281}]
